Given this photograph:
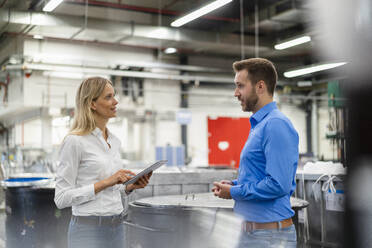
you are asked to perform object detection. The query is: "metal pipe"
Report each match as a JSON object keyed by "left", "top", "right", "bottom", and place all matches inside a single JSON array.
[
  {"left": 254, "top": 0, "right": 259, "bottom": 57},
  {"left": 239, "top": 0, "right": 245, "bottom": 59},
  {"left": 180, "top": 55, "right": 189, "bottom": 163},
  {"left": 305, "top": 104, "right": 312, "bottom": 154},
  {"left": 4, "top": 63, "right": 233, "bottom": 83},
  {"left": 311, "top": 99, "right": 318, "bottom": 158}
]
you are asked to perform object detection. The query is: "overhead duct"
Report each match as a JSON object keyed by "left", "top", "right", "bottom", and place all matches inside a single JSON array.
[{"left": 0, "top": 9, "right": 272, "bottom": 56}]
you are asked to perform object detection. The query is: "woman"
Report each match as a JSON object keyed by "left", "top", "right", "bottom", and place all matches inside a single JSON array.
[{"left": 54, "top": 77, "right": 151, "bottom": 248}]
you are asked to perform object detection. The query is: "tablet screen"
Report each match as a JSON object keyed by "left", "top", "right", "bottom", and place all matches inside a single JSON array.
[{"left": 123, "top": 160, "right": 167, "bottom": 186}]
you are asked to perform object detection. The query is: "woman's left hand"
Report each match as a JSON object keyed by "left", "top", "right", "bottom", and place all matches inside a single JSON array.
[{"left": 126, "top": 172, "right": 152, "bottom": 193}]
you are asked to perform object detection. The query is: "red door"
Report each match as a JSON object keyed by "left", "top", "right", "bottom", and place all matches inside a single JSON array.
[{"left": 208, "top": 117, "right": 251, "bottom": 168}]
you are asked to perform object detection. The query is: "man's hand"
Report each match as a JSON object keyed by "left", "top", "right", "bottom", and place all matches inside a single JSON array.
[
  {"left": 220, "top": 180, "right": 233, "bottom": 185},
  {"left": 126, "top": 172, "right": 152, "bottom": 193},
  {"left": 212, "top": 181, "right": 232, "bottom": 199}
]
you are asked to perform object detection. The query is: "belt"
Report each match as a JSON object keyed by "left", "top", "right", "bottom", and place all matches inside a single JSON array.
[
  {"left": 242, "top": 218, "right": 293, "bottom": 233},
  {"left": 72, "top": 214, "right": 124, "bottom": 226}
]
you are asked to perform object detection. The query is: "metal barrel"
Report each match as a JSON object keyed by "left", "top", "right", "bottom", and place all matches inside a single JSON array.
[{"left": 2, "top": 176, "right": 71, "bottom": 248}]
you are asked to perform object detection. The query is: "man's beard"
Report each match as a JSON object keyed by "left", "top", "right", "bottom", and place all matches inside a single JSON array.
[{"left": 242, "top": 90, "right": 258, "bottom": 112}]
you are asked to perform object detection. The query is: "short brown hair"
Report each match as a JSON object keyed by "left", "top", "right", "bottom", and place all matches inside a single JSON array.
[{"left": 233, "top": 58, "right": 277, "bottom": 95}]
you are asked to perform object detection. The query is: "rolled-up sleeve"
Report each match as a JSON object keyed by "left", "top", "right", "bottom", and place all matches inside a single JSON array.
[
  {"left": 54, "top": 135, "right": 96, "bottom": 209},
  {"left": 230, "top": 118, "right": 298, "bottom": 201}
]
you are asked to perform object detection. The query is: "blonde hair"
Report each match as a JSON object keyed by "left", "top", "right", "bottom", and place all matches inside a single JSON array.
[{"left": 69, "top": 77, "right": 112, "bottom": 136}]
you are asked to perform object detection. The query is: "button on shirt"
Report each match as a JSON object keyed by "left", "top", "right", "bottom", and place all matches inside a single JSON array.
[
  {"left": 54, "top": 128, "right": 128, "bottom": 216},
  {"left": 230, "top": 102, "right": 299, "bottom": 223}
]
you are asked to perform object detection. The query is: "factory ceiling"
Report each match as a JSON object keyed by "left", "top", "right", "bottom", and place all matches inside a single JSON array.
[{"left": 0, "top": 0, "right": 317, "bottom": 78}]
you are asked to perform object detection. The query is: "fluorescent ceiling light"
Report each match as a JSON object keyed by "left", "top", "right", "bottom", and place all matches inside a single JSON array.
[
  {"left": 284, "top": 62, "right": 347, "bottom": 78},
  {"left": 275, "top": 36, "right": 311, "bottom": 50},
  {"left": 43, "top": 0, "right": 63, "bottom": 12},
  {"left": 33, "top": 34, "right": 44, "bottom": 40},
  {"left": 164, "top": 47, "right": 177, "bottom": 54},
  {"left": 171, "top": 0, "right": 233, "bottom": 27}
]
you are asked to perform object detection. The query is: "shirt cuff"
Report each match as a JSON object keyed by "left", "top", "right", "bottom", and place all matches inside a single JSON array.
[
  {"left": 74, "top": 184, "right": 96, "bottom": 203},
  {"left": 230, "top": 185, "right": 242, "bottom": 200},
  {"left": 231, "top": 180, "right": 238, "bottom": 186},
  {"left": 86, "top": 184, "right": 96, "bottom": 199}
]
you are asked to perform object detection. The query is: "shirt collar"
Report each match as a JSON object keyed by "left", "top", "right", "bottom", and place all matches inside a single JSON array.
[
  {"left": 91, "top": 127, "right": 111, "bottom": 138},
  {"left": 91, "top": 127, "right": 102, "bottom": 137},
  {"left": 250, "top": 101, "right": 277, "bottom": 128}
]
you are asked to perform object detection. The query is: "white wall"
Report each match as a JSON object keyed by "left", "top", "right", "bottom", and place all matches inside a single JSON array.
[
  {"left": 278, "top": 103, "right": 307, "bottom": 154},
  {"left": 15, "top": 119, "right": 42, "bottom": 148},
  {"left": 143, "top": 78, "right": 180, "bottom": 109},
  {"left": 23, "top": 72, "right": 79, "bottom": 108}
]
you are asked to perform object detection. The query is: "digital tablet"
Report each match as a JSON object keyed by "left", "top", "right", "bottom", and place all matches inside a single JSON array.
[{"left": 123, "top": 160, "right": 167, "bottom": 186}]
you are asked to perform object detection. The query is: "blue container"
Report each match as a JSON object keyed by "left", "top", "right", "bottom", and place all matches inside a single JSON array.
[
  {"left": 156, "top": 146, "right": 185, "bottom": 166},
  {"left": 155, "top": 147, "right": 164, "bottom": 163},
  {"left": 165, "top": 146, "right": 174, "bottom": 166}
]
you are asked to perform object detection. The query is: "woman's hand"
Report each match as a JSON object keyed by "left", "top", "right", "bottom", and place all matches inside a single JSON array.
[
  {"left": 126, "top": 172, "right": 152, "bottom": 193},
  {"left": 94, "top": 169, "right": 135, "bottom": 194},
  {"left": 107, "top": 169, "right": 136, "bottom": 186}
]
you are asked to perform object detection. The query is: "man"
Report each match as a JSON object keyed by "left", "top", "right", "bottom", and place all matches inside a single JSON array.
[{"left": 212, "top": 58, "right": 299, "bottom": 248}]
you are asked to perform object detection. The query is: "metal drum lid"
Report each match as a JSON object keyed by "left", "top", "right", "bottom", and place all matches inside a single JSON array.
[
  {"left": 133, "top": 192, "right": 309, "bottom": 210},
  {"left": 134, "top": 193, "right": 234, "bottom": 209},
  {"left": 0, "top": 176, "right": 53, "bottom": 187}
]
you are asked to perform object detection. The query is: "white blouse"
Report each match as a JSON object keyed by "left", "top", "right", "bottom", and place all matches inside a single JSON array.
[{"left": 54, "top": 128, "right": 129, "bottom": 216}]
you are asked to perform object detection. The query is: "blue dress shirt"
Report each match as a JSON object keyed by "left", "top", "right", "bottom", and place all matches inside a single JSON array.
[{"left": 230, "top": 102, "right": 299, "bottom": 222}]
